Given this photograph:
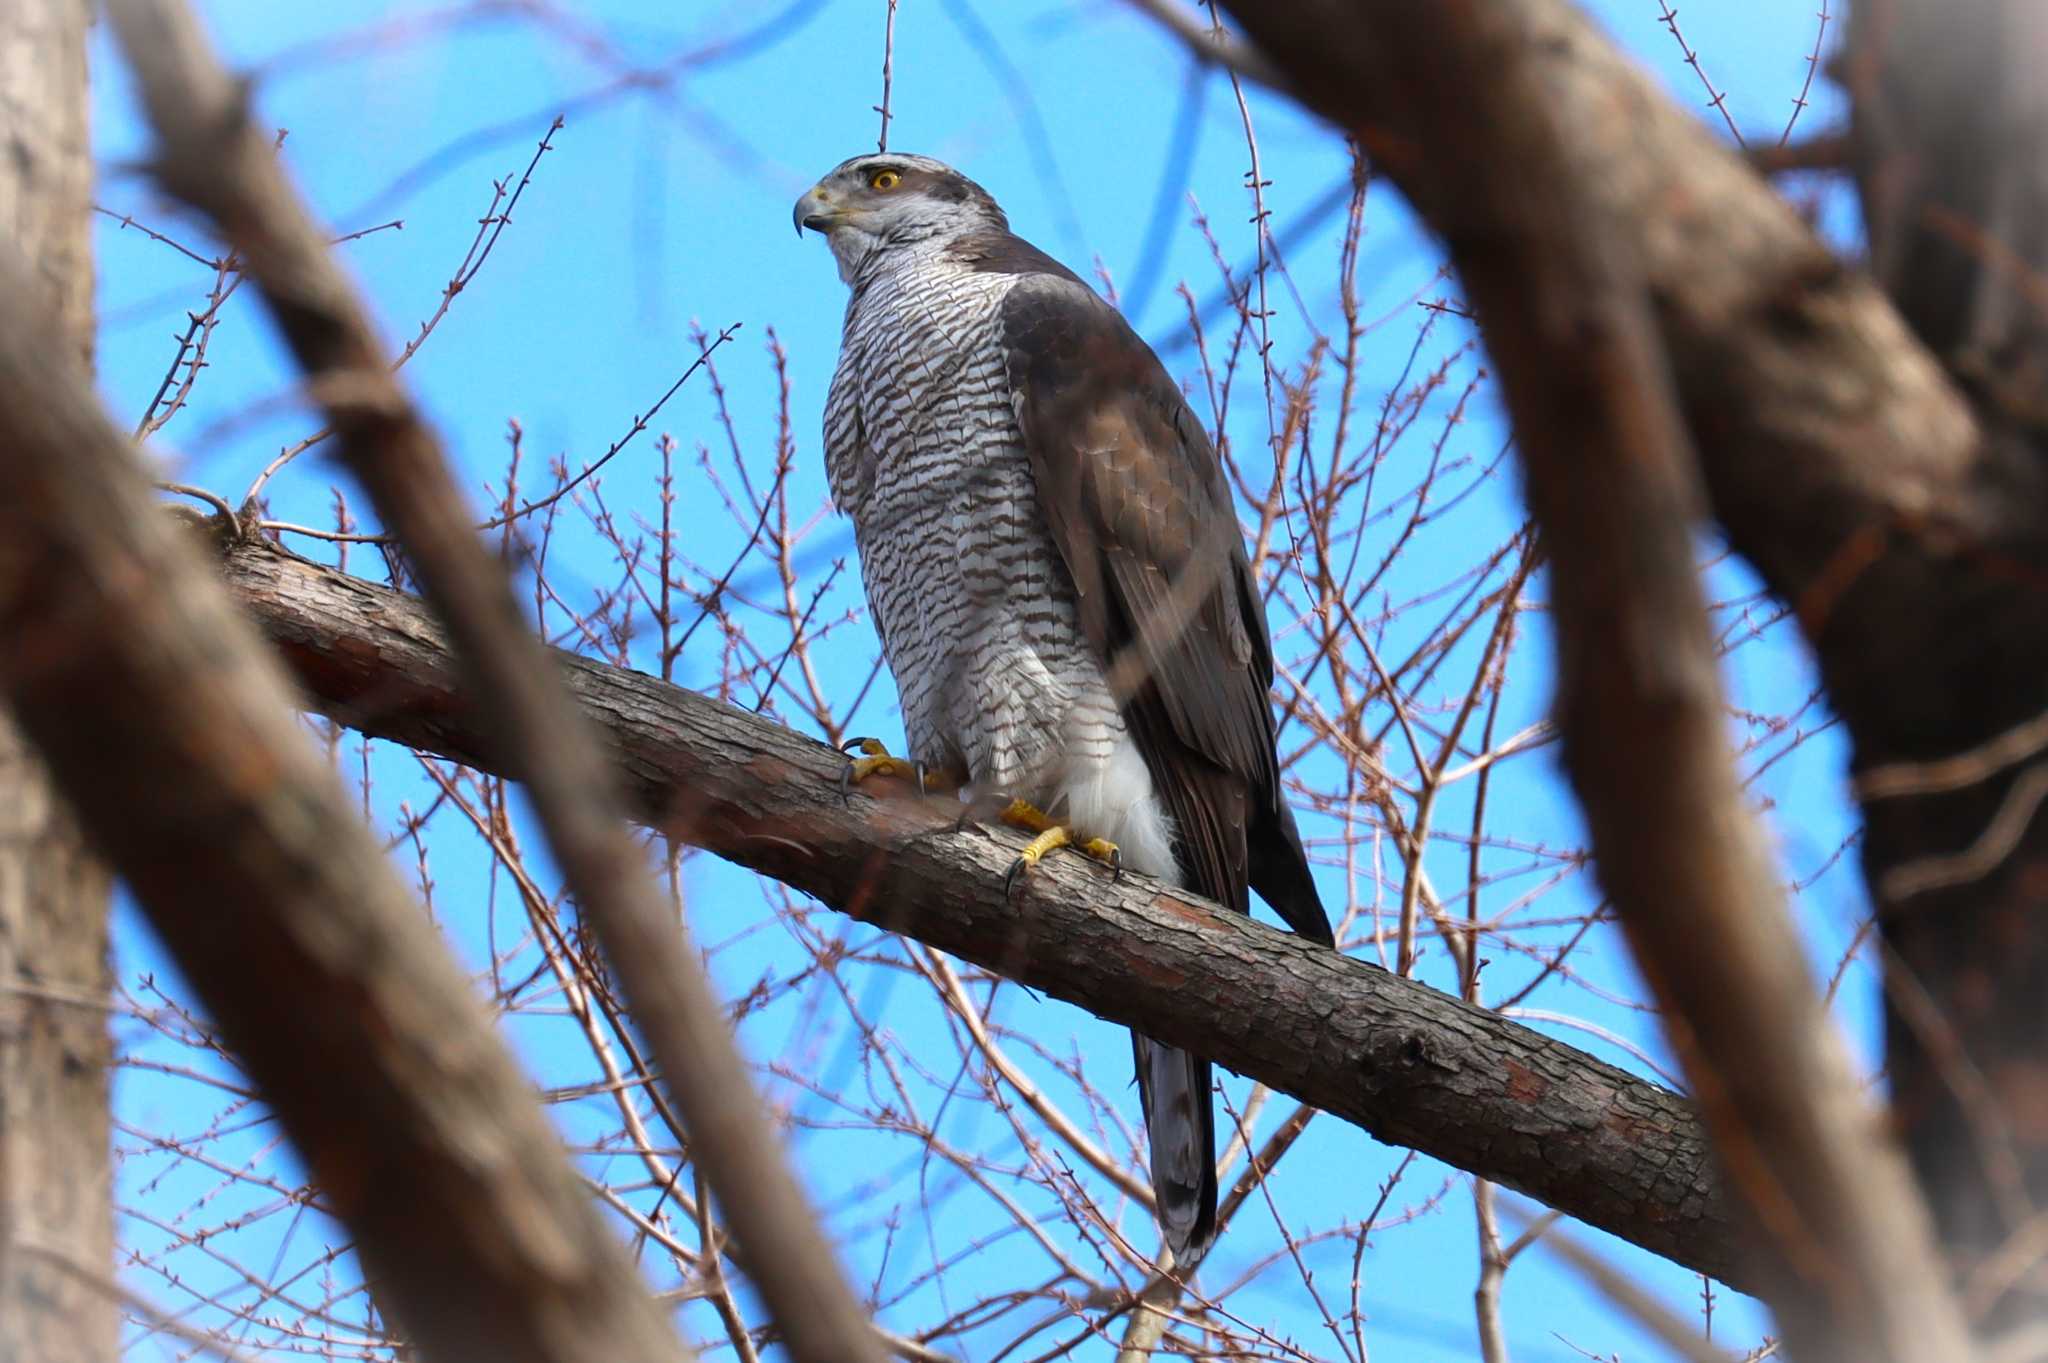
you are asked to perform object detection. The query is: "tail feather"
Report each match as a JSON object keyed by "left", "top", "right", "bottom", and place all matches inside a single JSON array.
[{"left": 1133, "top": 1033, "right": 1216, "bottom": 1267}]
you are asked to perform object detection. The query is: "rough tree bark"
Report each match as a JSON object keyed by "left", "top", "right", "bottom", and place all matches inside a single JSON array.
[
  {"left": 0, "top": 4, "right": 115, "bottom": 1360},
  {"left": 211, "top": 531, "right": 1748, "bottom": 1289}
]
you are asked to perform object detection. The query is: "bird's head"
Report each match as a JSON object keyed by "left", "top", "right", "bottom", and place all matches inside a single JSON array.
[{"left": 794, "top": 153, "right": 1006, "bottom": 282}]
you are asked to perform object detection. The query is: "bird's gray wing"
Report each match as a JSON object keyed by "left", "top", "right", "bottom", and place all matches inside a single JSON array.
[
  {"left": 971, "top": 236, "right": 1332, "bottom": 1264},
  {"left": 986, "top": 252, "right": 1332, "bottom": 946}
]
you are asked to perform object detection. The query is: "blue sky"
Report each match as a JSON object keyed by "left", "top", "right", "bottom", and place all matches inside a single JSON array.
[{"left": 91, "top": 3, "right": 1863, "bottom": 1359}]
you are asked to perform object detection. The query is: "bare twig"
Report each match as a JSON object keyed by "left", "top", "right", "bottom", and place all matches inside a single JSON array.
[
  {"left": 1880, "top": 763, "right": 2048, "bottom": 903},
  {"left": 472, "top": 323, "right": 743, "bottom": 536},
  {"left": 1472, "top": 1180, "right": 1510, "bottom": 1363},
  {"left": 1653, "top": 1, "right": 1745, "bottom": 147},
  {"left": 876, "top": 0, "right": 898, "bottom": 152},
  {"left": 1122, "top": 0, "right": 1290, "bottom": 93},
  {"left": 1857, "top": 703, "right": 2048, "bottom": 801},
  {"left": 17, "top": 1238, "right": 262, "bottom": 1363},
  {"left": 1778, "top": 1, "right": 1833, "bottom": 146},
  {"left": 1501, "top": 1202, "right": 1735, "bottom": 1363},
  {"left": 241, "top": 118, "right": 562, "bottom": 507}
]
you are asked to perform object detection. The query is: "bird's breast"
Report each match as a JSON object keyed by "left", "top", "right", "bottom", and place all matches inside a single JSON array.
[{"left": 828, "top": 258, "right": 1114, "bottom": 792}]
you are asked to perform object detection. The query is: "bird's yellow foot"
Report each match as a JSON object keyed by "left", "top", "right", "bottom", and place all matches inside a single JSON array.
[
  {"left": 837, "top": 737, "right": 957, "bottom": 803},
  {"left": 998, "top": 798, "right": 1122, "bottom": 898}
]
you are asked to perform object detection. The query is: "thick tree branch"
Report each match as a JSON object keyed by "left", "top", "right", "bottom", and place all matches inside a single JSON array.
[
  {"left": 1209, "top": 0, "right": 2000, "bottom": 725},
  {"left": 1204, "top": 0, "right": 2048, "bottom": 1350},
  {"left": 1213, "top": 0, "right": 2048, "bottom": 1338},
  {"left": 0, "top": 251, "right": 693, "bottom": 1363},
  {"left": 105, "top": 5, "right": 882, "bottom": 1359},
  {"left": 1289, "top": 6, "right": 1972, "bottom": 1356},
  {"left": 213, "top": 531, "right": 1748, "bottom": 1289}
]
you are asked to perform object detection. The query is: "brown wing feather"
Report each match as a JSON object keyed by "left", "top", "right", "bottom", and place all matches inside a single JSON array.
[{"left": 988, "top": 249, "right": 1332, "bottom": 945}]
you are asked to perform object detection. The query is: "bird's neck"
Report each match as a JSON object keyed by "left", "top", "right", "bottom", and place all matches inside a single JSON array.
[{"left": 841, "top": 229, "right": 978, "bottom": 296}]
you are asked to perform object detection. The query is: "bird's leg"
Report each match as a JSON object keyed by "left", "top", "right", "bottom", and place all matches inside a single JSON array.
[
  {"left": 837, "top": 736, "right": 961, "bottom": 803},
  {"left": 995, "top": 798, "right": 1122, "bottom": 898}
]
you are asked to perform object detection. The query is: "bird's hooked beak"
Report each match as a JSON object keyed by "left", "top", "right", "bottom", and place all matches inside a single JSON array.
[{"left": 793, "top": 184, "right": 840, "bottom": 238}]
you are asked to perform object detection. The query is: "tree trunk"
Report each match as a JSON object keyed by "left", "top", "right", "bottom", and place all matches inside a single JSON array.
[
  {"left": 1846, "top": 0, "right": 2048, "bottom": 1332},
  {"left": 0, "top": 3, "right": 114, "bottom": 1361}
]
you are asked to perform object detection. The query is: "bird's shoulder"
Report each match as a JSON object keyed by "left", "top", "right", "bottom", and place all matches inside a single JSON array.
[
  {"left": 945, "top": 227, "right": 1090, "bottom": 289},
  {"left": 984, "top": 247, "right": 1237, "bottom": 562}
]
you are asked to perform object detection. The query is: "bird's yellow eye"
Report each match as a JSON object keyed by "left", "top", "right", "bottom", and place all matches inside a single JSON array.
[{"left": 870, "top": 169, "right": 902, "bottom": 191}]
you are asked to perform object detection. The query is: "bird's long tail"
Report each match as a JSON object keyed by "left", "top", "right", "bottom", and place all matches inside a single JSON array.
[{"left": 1133, "top": 1032, "right": 1217, "bottom": 1268}]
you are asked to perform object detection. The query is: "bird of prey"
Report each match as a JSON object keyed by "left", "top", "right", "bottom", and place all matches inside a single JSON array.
[{"left": 796, "top": 152, "right": 1333, "bottom": 1265}]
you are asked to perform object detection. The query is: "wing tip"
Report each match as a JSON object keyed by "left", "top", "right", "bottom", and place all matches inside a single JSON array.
[{"left": 1252, "top": 794, "right": 1337, "bottom": 945}]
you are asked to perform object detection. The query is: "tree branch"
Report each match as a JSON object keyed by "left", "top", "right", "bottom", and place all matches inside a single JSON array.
[
  {"left": 1203, "top": 0, "right": 2029, "bottom": 1351},
  {"left": 0, "top": 249, "right": 693, "bottom": 1363},
  {"left": 1291, "top": 5, "right": 1971, "bottom": 1355},
  {"left": 213, "top": 530, "right": 1748, "bottom": 1289},
  {"left": 104, "top": 5, "right": 883, "bottom": 1358},
  {"left": 1207, "top": 1, "right": 1994, "bottom": 688}
]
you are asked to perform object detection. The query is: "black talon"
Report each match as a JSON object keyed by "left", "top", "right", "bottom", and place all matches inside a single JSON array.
[
  {"left": 836, "top": 737, "right": 874, "bottom": 806},
  {"left": 1108, "top": 846, "right": 1124, "bottom": 882},
  {"left": 1003, "top": 857, "right": 1027, "bottom": 902},
  {"left": 912, "top": 761, "right": 929, "bottom": 798}
]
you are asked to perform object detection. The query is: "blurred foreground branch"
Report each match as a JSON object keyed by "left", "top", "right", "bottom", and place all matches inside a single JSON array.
[
  {"left": 105, "top": 3, "right": 884, "bottom": 1358},
  {"left": 215, "top": 531, "right": 1749, "bottom": 1288},
  {"left": 1314, "top": 3, "right": 1972, "bottom": 1355},
  {"left": 0, "top": 247, "right": 694, "bottom": 1363},
  {"left": 1208, "top": 0, "right": 2046, "bottom": 1353}
]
